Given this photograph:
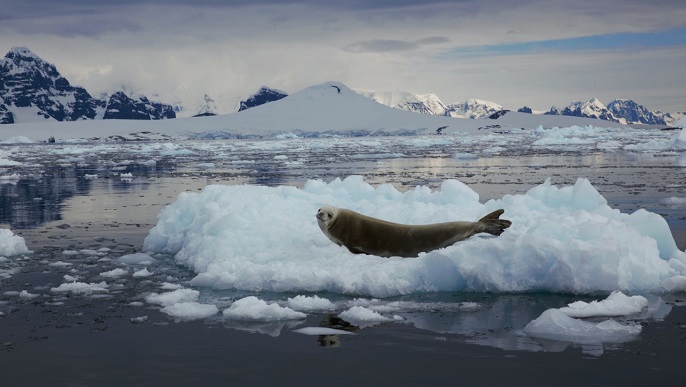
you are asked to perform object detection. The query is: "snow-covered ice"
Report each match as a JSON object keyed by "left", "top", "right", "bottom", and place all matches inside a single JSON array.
[
  {"left": 523, "top": 292, "right": 647, "bottom": 345},
  {"left": 0, "top": 229, "right": 30, "bottom": 256},
  {"left": 100, "top": 268, "right": 129, "bottom": 278},
  {"left": 160, "top": 302, "right": 219, "bottom": 321},
  {"left": 145, "top": 288, "right": 199, "bottom": 307},
  {"left": 338, "top": 306, "right": 392, "bottom": 328},
  {"left": 523, "top": 309, "right": 642, "bottom": 344},
  {"left": 51, "top": 281, "right": 109, "bottom": 294},
  {"left": 287, "top": 295, "right": 336, "bottom": 312},
  {"left": 143, "top": 175, "right": 686, "bottom": 297},
  {"left": 222, "top": 296, "right": 306, "bottom": 321},
  {"left": 132, "top": 268, "right": 154, "bottom": 278},
  {"left": 558, "top": 291, "right": 648, "bottom": 318}
]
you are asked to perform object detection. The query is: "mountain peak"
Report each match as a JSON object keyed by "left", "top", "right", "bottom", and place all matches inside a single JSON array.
[{"left": 5, "top": 47, "right": 41, "bottom": 59}]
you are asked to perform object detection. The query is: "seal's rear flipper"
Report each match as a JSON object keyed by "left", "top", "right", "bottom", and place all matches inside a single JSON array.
[{"left": 478, "top": 209, "right": 512, "bottom": 236}]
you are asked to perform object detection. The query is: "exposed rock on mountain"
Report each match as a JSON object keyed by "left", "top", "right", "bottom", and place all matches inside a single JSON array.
[
  {"left": 102, "top": 91, "right": 175, "bottom": 120},
  {"left": 239, "top": 86, "right": 288, "bottom": 111}
]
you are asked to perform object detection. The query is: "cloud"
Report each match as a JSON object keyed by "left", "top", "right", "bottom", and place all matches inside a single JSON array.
[
  {"left": 344, "top": 36, "right": 450, "bottom": 53},
  {"left": 344, "top": 39, "right": 420, "bottom": 53},
  {"left": 1, "top": 0, "right": 685, "bottom": 113},
  {"left": 448, "top": 28, "right": 686, "bottom": 56}
]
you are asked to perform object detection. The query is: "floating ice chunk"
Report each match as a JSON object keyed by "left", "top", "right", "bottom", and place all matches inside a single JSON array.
[
  {"left": 559, "top": 291, "right": 648, "bottom": 318},
  {"left": 287, "top": 295, "right": 336, "bottom": 312},
  {"left": 80, "top": 249, "right": 102, "bottom": 256},
  {"left": 49, "top": 261, "right": 73, "bottom": 267},
  {"left": 100, "top": 268, "right": 129, "bottom": 278},
  {"left": 160, "top": 302, "right": 219, "bottom": 321},
  {"left": 0, "top": 229, "right": 30, "bottom": 256},
  {"left": 146, "top": 289, "right": 199, "bottom": 307},
  {"left": 19, "top": 290, "right": 40, "bottom": 299},
  {"left": 222, "top": 296, "right": 306, "bottom": 321},
  {"left": 160, "top": 282, "right": 183, "bottom": 290},
  {"left": 523, "top": 309, "right": 641, "bottom": 344},
  {"left": 338, "top": 306, "right": 391, "bottom": 327},
  {"left": 293, "top": 327, "right": 356, "bottom": 336},
  {"left": 117, "top": 252, "right": 156, "bottom": 265},
  {"left": 51, "top": 281, "right": 109, "bottom": 294},
  {"left": 130, "top": 316, "right": 149, "bottom": 324},
  {"left": 132, "top": 268, "right": 154, "bottom": 278}
]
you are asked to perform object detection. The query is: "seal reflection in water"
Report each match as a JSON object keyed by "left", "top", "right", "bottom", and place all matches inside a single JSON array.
[{"left": 316, "top": 206, "right": 511, "bottom": 258}]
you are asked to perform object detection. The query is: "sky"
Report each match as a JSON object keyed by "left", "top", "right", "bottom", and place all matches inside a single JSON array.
[{"left": 2, "top": 0, "right": 685, "bottom": 115}]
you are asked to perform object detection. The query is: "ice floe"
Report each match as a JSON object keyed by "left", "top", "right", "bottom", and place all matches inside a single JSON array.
[{"left": 143, "top": 176, "right": 686, "bottom": 297}]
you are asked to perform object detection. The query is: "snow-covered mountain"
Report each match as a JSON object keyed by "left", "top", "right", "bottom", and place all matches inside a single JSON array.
[
  {"left": 546, "top": 98, "right": 619, "bottom": 123},
  {"left": 356, "top": 90, "right": 448, "bottom": 116},
  {"left": 364, "top": 88, "right": 681, "bottom": 126},
  {"left": 239, "top": 86, "right": 288, "bottom": 112},
  {"left": 445, "top": 99, "right": 503, "bottom": 119},
  {"left": 356, "top": 91, "right": 502, "bottom": 119},
  {"left": 102, "top": 91, "right": 176, "bottom": 120},
  {"left": 193, "top": 94, "right": 218, "bottom": 117},
  {"left": 543, "top": 98, "right": 681, "bottom": 126},
  {"left": 0, "top": 47, "right": 99, "bottom": 124},
  {"left": 0, "top": 47, "right": 175, "bottom": 124},
  {"left": 607, "top": 99, "right": 666, "bottom": 125}
]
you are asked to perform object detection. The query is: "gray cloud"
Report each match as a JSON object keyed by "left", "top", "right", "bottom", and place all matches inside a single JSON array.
[
  {"left": 1, "top": 0, "right": 685, "bottom": 113},
  {"left": 416, "top": 36, "right": 451, "bottom": 45},
  {"left": 344, "top": 39, "right": 420, "bottom": 53},
  {"left": 345, "top": 36, "right": 451, "bottom": 53}
]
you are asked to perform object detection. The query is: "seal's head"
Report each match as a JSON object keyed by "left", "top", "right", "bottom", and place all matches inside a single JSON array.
[{"left": 316, "top": 206, "right": 338, "bottom": 228}]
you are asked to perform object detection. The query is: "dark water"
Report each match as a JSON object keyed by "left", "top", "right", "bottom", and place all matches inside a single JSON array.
[{"left": 1, "top": 138, "right": 686, "bottom": 385}]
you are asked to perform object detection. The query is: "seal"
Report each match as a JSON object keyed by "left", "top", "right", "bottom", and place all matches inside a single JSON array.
[{"left": 316, "top": 206, "right": 511, "bottom": 258}]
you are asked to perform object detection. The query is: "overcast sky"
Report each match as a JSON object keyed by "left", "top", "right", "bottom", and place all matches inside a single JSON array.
[{"left": 2, "top": 0, "right": 685, "bottom": 114}]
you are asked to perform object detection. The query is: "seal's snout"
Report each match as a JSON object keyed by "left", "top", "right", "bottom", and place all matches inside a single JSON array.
[{"left": 317, "top": 207, "right": 334, "bottom": 222}]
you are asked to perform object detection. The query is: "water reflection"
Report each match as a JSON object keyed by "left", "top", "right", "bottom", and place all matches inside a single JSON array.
[{"left": 0, "top": 162, "right": 168, "bottom": 229}]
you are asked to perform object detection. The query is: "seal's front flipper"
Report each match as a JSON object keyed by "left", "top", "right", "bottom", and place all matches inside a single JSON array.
[{"left": 478, "top": 209, "right": 511, "bottom": 236}]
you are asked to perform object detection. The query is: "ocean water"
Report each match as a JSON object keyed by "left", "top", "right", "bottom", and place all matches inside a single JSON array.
[{"left": 1, "top": 135, "right": 686, "bottom": 383}]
